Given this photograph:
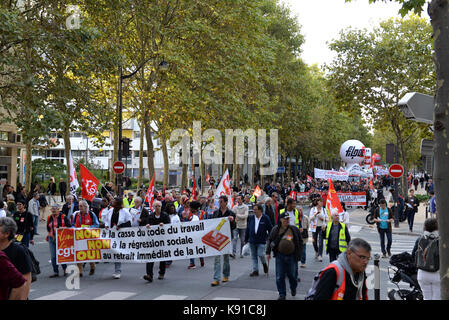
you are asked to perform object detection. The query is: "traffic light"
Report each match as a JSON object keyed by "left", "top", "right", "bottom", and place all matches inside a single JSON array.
[{"left": 121, "top": 138, "right": 131, "bottom": 158}]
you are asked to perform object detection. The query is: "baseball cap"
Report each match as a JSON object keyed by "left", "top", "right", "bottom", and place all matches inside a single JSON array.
[{"left": 279, "top": 211, "right": 290, "bottom": 220}]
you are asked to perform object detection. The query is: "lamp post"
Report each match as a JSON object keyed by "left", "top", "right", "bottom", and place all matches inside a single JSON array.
[{"left": 117, "top": 60, "right": 168, "bottom": 197}]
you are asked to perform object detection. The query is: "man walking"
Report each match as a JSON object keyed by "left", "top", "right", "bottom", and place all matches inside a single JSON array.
[
  {"left": 245, "top": 204, "right": 272, "bottom": 276},
  {"left": 59, "top": 178, "right": 67, "bottom": 203},
  {"left": 232, "top": 195, "right": 248, "bottom": 258},
  {"left": 266, "top": 211, "right": 303, "bottom": 300},
  {"left": 405, "top": 189, "right": 420, "bottom": 232},
  {"left": 211, "top": 196, "right": 236, "bottom": 287},
  {"left": 324, "top": 211, "right": 351, "bottom": 262},
  {"left": 27, "top": 193, "right": 40, "bottom": 236},
  {"left": 373, "top": 199, "right": 393, "bottom": 258}
]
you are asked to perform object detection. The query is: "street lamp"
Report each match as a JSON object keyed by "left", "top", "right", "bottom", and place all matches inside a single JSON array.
[{"left": 117, "top": 59, "right": 169, "bottom": 197}]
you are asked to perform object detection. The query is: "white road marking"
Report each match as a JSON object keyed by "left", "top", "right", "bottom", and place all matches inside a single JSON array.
[
  {"left": 94, "top": 291, "right": 136, "bottom": 300},
  {"left": 153, "top": 294, "right": 188, "bottom": 300},
  {"left": 35, "top": 290, "right": 81, "bottom": 300},
  {"left": 212, "top": 297, "right": 241, "bottom": 300}
]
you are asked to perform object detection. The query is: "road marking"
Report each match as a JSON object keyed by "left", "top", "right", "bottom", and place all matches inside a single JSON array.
[
  {"left": 212, "top": 297, "right": 241, "bottom": 300},
  {"left": 94, "top": 291, "right": 136, "bottom": 300},
  {"left": 153, "top": 294, "right": 188, "bottom": 300},
  {"left": 349, "top": 226, "right": 362, "bottom": 233},
  {"left": 35, "top": 290, "right": 81, "bottom": 300}
]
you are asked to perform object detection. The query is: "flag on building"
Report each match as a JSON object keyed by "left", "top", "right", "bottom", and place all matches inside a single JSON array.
[
  {"left": 69, "top": 152, "right": 79, "bottom": 199},
  {"left": 80, "top": 164, "right": 99, "bottom": 202}
]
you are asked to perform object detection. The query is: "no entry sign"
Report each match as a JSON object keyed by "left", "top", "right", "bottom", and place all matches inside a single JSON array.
[
  {"left": 113, "top": 161, "right": 125, "bottom": 174},
  {"left": 389, "top": 164, "right": 404, "bottom": 178}
]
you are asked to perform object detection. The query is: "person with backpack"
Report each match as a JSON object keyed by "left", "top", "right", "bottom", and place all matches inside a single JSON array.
[
  {"left": 46, "top": 203, "right": 71, "bottom": 278},
  {"left": 307, "top": 238, "right": 370, "bottom": 300},
  {"left": 71, "top": 200, "right": 99, "bottom": 277},
  {"left": 266, "top": 211, "right": 303, "bottom": 300},
  {"left": 411, "top": 218, "right": 440, "bottom": 300}
]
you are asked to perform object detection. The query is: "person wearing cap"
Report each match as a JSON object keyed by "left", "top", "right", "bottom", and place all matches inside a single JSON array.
[
  {"left": 266, "top": 211, "right": 303, "bottom": 300},
  {"left": 324, "top": 209, "right": 351, "bottom": 262},
  {"left": 123, "top": 192, "right": 135, "bottom": 209},
  {"left": 12, "top": 200, "right": 34, "bottom": 247},
  {"left": 46, "top": 203, "right": 71, "bottom": 278}
]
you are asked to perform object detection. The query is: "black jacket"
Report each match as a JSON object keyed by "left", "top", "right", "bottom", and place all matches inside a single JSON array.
[
  {"left": 140, "top": 211, "right": 170, "bottom": 226},
  {"left": 12, "top": 210, "right": 34, "bottom": 240},
  {"left": 48, "top": 183, "right": 57, "bottom": 195},
  {"left": 59, "top": 181, "right": 67, "bottom": 193},
  {"left": 266, "top": 225, "right": 303, "bottom": 261}
]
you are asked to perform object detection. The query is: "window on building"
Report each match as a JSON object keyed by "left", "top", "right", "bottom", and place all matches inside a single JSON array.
[{"left": 0, "top": 132, "right": 8, "bottom": 141}]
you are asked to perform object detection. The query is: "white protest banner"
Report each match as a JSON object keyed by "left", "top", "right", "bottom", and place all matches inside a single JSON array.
[
  {"left": 56, "top": 218, "right": 232, "bottom": 264},
  {"left": 336, "top": 192, "right": 366, "bottom": 207},
  {"left": 314, "top": 168, "right": 349, "bottom": 181}
]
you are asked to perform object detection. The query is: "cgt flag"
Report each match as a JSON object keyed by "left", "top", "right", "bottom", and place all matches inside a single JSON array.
[
  {"left": 145, "top": 174, "right": 155, "bottom": 210},
  {"left": 325, "top": 179, "right": 344, "bottom": 220},
  {"left": 307, "top": 175, "right": 313, "bottom": 183},
  {"left": 69, "top": 152, "right": 79, "bottom": 199},
  {"left": 191, "top": 177, "right": 198, "bottom": 201},
  {"left": 214, "top": 169, "right": 233, "bottom": 209},
  {"left": 206, "top": 173, "right": 210, "bottom": 183},
  {"left": 80, "top": 164, "right": 99, "bottom": 201},
  {"left": 253, "top": 185, "right": 262, "bottom": 197}
]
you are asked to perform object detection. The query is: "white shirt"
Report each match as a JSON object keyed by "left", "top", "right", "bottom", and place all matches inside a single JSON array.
[
  {"left": 129, "top": 206, "right": 143, "bottom": 227},
  {"left": 191, "top": 215, "right": 199, "bottom": 222},
  {"left": 286, "top": 210, "right": 296, "bottom": 226},
  {"left": 0, "top": 209, "right": 6, "bottom": 218},
  {"left": 339, "top": 211, "right": 349, "bottom": 224},
  {"left": 103, "top": 208, "right": 132, "bottom": 228},
  {"left": 309, "top": 206, "right": 327, "bottom": 227},
  {"left": 254, "top": 214, "right": 262, "bottom": 234},
  {"left": 170, "top": 214, "right": 181, "bottom": 224}
]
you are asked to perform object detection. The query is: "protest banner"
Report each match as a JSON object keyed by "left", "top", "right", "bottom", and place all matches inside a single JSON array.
[
  {"left": 336, "top": 192, "right": 366, "bottom": 207},
  {"left": 314, "top": 168, "right": 349, "bottom": 181},
  {"left": 56, "top": 218, "right": 232, "bottom": 264}
]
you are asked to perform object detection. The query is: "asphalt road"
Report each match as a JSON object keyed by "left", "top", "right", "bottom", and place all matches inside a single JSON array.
[{"left": 23, "top": 204, "right": 421, "bottom": 301}]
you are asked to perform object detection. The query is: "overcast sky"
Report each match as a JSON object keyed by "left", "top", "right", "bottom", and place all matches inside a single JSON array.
[{"left": 281, "top": 0, "right": 416, "bottom": 67}]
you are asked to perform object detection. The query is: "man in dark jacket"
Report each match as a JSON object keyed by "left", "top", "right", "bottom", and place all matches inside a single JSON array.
[
  {"left": 59, "top": 178, "right": 67, "bottom": 202},
  {"left": 245, "top": 203, "right": 273, "bottom": 276},
  {"left": 210, "top": 195, "right": 236, "bottom": 287},
  {"left": 266, "top": 211, "right": 303, "bottom": 300},
  {"left": 141, "top": 200, "right": 170, "bottom": 282},
  {"left": 405, "top": 189, "right": 420, "bottom": 232},
  {"left": 324, "top": 212, "right": 351, "bottom": 262},
  {"left": 12, "top": 201, "right": 34, "bottom": 248}
]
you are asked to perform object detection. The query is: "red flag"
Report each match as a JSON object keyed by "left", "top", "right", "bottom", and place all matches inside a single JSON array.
[
  {"left": 206, "top": 173, "right": 210, "bottom": 182},
  {"left": 145, "top": 174, "right": 155, "bottom": 210},
  {"left": 191, "top": 177, "right": 198, "bottom": 201},
  {"left": 289, "top": 191, "right": 297, "bottom": 199},
  {"left": 325, "top": 179, "right": 344, "bottom": 220},
  {"left": 307, "top": 175, "right": 313, "bottom": 183},
  {"left": 80, "top": 164, "right": 99, "bottom": 202},
  {"left": 253, "top": 185, "right": 262, "bottom": 197}
]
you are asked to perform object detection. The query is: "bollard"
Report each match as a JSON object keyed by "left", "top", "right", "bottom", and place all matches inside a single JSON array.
[{"left": 373, "top": 253, "right": 380, "bottom": 300}]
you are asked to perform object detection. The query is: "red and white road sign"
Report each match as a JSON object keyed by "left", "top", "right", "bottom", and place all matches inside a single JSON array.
[
  {"left": 389, "top": 164, "right": 404, "bottom": 178},
  {"left": 113, "top": 161, "right": 125, "bottom": 174}
]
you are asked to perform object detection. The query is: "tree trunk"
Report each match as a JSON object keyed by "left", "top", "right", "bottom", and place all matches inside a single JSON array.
[
  {"left": 161, "top": 135, "right": 169, "bottom": 186},
  {"left": 137, "top": 121, "right": 144, "bottom": 190},
  {"left": 24, "top": 140, "right": 32, "bottom": 192},
  {"left": 63, "top": 126, "right": 72, "bottom": 197},
  {"left": 145, "top": 123, "right": 155, "bottom": 182},
  {"left": 429, "top": 0, "right": 449, "bottom": 300},
  {"left": 181, "top": 163, "right": 188, "bottom": 189}
]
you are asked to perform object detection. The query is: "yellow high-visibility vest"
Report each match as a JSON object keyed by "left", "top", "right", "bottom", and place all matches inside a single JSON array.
[{"left": 325, "top": 222, "right": 348, "bottom": 253}]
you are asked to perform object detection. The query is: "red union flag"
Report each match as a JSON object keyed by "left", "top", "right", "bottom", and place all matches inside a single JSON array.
[
  {"left": 307, "top": 175, "right": 313, "bottom": 183},
  {"left": 325, "top": 179, "right": 344, "bottom": 220},
  {"left": 145, "top": 174, "right": 155, "bottom": 210},
  {"left": 191, "top": 177, "right": 198, "bottom": 201},
  {"left": 214, "top": 169, "right": 232, "bottom": 209},
  {"left": 80, "top": 164, "right": 99, "bottom": 201},
  {"left": 206, "top": 173, "right": 210, "bottom": 182},
  {"left": 253, "top": 185, "right": 262, "bottom": 197}
]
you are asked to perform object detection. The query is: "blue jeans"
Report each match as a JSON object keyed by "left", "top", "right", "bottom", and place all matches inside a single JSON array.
[
  {"left": 232, "top": 228, "right": 246, "bottom": 255},
  {"left": 249, "top": 243, "right": 266, "bottom": 272},
  {"left": 275, "top": 253, "right": 297, "bottom": 297},
  {"left": 407, "top": 210, "right": 415, "bottom": 231},
  {"left": 213, "top": 255, "right": 230, "bottom": 281},
  {"left": 300, "top": 243, "right": 306, "bottom": 264},
  {"left": 32, "top": 215, "right": 39, "bottom": 235},
  {"left": 378, "top": 228, "right": 392, "bottom": 254},
  {"left": 190, "top": 258, "right": 204, "bottom": 265},
  {"left": 49, "top": 237, "right": 67, "bottom": 274}
]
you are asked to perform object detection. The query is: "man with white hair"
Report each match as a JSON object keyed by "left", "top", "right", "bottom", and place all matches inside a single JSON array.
[
  {"left": 130, "top": 197, "right": 149, "bottom": 227},
  {"left": 61, "top": 195, "right": 78, "bottom": 222},
  {"left": 324, "top": 211, "right": 351, "bottom": 262}
]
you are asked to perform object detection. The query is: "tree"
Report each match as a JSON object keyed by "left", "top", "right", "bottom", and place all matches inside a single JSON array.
[
  {"left": 326, "top": 16, "right": 434, "bottom": 196},
  {"left": 348, "top": 0, "right": 449, "bottom": 300}
]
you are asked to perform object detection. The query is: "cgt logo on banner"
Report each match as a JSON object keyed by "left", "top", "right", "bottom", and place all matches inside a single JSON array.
[{"left": 56, "top": 218, "right": 232, "bottom": 264}]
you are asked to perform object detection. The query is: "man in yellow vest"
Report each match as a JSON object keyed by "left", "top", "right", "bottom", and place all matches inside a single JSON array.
[
  {"left": 123, "top": 192, "right": 135, "bottom": 209},
  {"left": 279, "top": 198, "right": 302, "bottom": 231},
  {"left": 324, "top": 211, "right": 351, "bottom": 262}
]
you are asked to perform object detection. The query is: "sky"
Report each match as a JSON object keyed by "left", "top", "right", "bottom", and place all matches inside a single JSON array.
[{"left": 281, "top": 0, "right": 416, "bottom": 67}]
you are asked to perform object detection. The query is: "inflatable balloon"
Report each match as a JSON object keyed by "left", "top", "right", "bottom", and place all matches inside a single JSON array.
[{"left": 340, "top": 140, "right": 365, "bottom": 164}]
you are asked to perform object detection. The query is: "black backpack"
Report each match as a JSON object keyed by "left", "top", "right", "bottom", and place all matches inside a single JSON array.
[
  {"left": 415, "top": 235, "right": 439, "bottom": 272},
  {"left": 13, "top": 241, "right": 41, "bottom": 282}
]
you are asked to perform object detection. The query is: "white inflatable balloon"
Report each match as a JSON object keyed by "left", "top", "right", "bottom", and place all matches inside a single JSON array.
[{"left": 340, "top": 140, "right": 365, "bottom": 164}]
